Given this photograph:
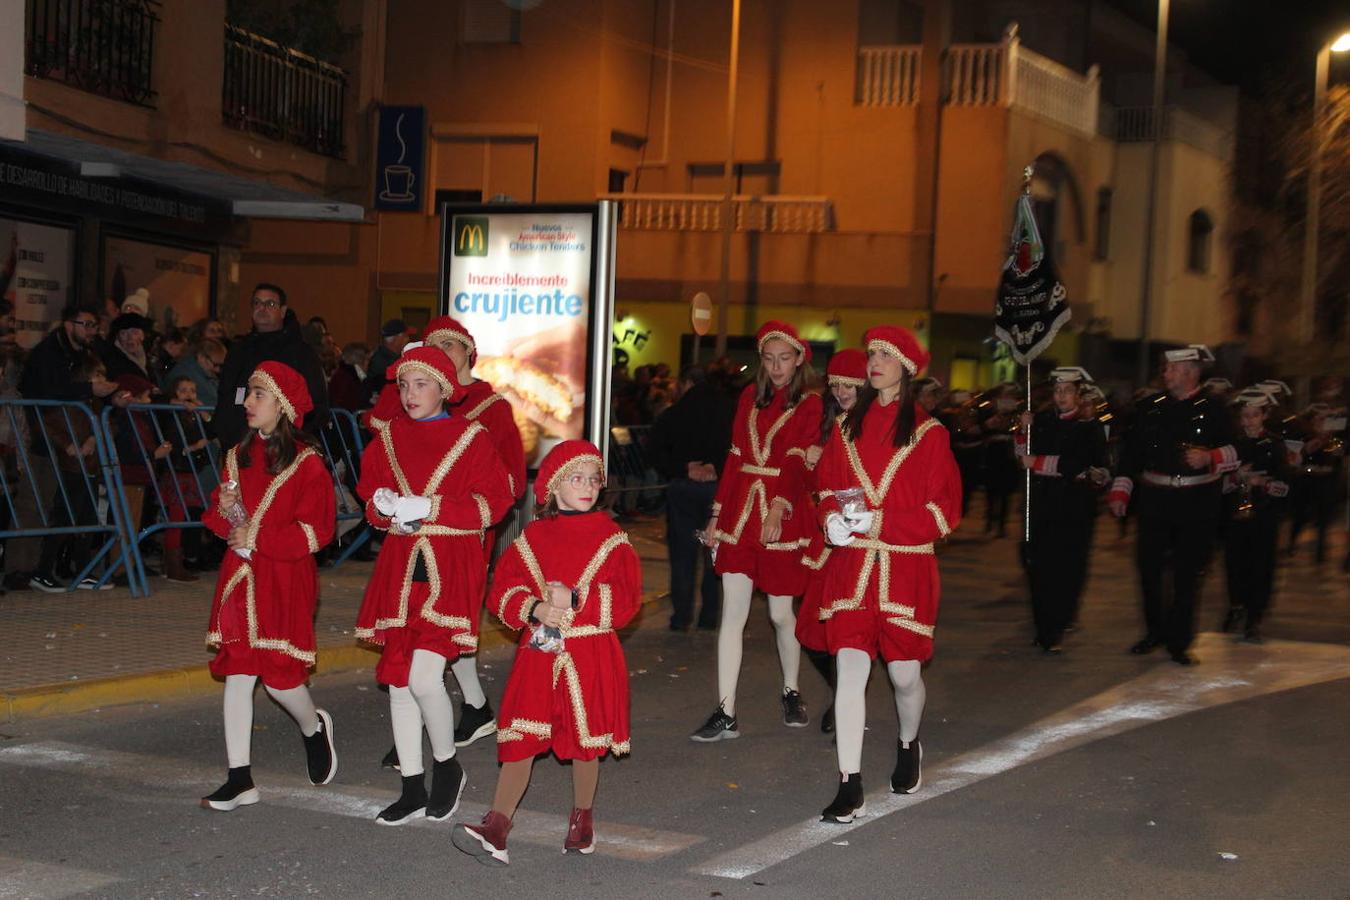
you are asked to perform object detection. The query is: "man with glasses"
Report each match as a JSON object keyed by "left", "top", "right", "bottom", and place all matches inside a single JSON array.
[
  {"left": 212, "top": 282, "right": 329, "bottom": 447},
  {"left": 166, "top": 337, "right": 226, "bottom": 408}
]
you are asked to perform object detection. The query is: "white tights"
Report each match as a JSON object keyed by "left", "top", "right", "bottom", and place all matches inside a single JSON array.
[
  {"left": 389, "top": 649, "right": 456, "bottom": 777},
  {"left": 833, "top": 649, "right": 926, "bottom": 775},
  {"left": 222, "top": 674, "right": 319, "bottom": 768},
  {"left": 716, "top": 572, "right": 800, "bottom": 717},
  {"left": 449, "top": 654, "right": 487, "bottom": 708}
]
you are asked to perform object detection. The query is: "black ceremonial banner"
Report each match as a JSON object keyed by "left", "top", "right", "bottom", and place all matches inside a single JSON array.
[{"left": 994, "top": 193, "right": 1070, "bottom": 365}]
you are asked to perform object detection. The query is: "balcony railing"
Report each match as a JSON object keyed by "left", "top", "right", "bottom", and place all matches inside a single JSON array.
[
  {"left": 222, "top": 24, "right": 347, "bottom": 159},
  {"left": 944, "top": 24, "right": 1099, "bottom": 138},
  {"left": 1107, "top": 106, "right": 1234, "bottom": 161},
  {"left": 24, "top": 0, "right": 159, "bottom": 107},
  {"left": 598, "top": 194, "right": 833, "bottom": 234},
  {"left": 856, "top": 45, "right": 922, "bottom": 107}
]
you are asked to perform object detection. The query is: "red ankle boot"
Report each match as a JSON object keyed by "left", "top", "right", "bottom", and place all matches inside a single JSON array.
[
  {"left": 564, "top": 806, "right": 594, "bottom": 854},
  {"left": 452, "top": 810, "right": 512, "bottom": 866}
]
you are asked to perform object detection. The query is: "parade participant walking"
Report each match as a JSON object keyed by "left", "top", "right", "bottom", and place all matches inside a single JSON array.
[
  {"left": 691, "top": 321, "right": 822, "bottom": 741},
  {"left": 354, "top": 347, "right": 513, "bottom": 825},
  {"left": 797, "top": 347, "right": 867, "bottom": 735},
  {"left": 199, "top": 362, "right": 338, "bottom": 811},
  {"left": 451, "top": 441, "right": 641, "bottom": 865},
  {"left": 1017, "top": 367, "right": 1108, "bottom": 654},
  {"left": 811, "top": 326, "right": 961, "bottom": 823},
  {"left": 981, "top": 384, "right": 1021, "bottom": 537},
  {"left": 1108, "top": 345, "right": 1238, "bottom": 666},
  {"left": 1221, "top": 390, "right": 1292, "bottom": 643},
  {"left": 1286, "top": 403, "right": 1344, "bottom": 564}
]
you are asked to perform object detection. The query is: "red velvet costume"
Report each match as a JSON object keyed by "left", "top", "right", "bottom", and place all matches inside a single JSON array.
[
  {"left": 712, "top": 384, "right": 823, "bottom": 596},
  {"left": 490, "top": 510, "right": 641, "bottom": 762},
  {"left": 363, "top": 381, "right": 403, "bottom": 433},
  {"left": 813, "top": 402, "right": 962, "bottom": 661},
  {"left": 354, "top": 413, "right": 513, "bottom": 686},
  {"left": 203, "top": 440, "right": 336, "bottom": 689},
  {"left": 453, "top": 379, "right": 526, "bottom": 502}
]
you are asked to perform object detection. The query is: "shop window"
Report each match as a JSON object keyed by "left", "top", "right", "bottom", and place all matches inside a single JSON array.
[{"left": 1187, "top": 210, "right": 1213, "bottom": 274}]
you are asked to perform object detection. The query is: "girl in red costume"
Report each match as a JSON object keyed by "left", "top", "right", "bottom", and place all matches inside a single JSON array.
[
  {"left": 691, "top": 321, "right": 821, "bottom": 742},
  {"left": 453, "top": 440, "right": 640, "bottom": 866},
  {"left": 813, "top": 326, "right": 961, "bottom": 823},
  {"left": 797, "top": 347, "right": 868, "bottom": 736},
  {"left": 355, "top": 347, "right": 513, "bottom": 825},
  {"left": 200, "top": 362, "right": 337, "bottom": 811}
]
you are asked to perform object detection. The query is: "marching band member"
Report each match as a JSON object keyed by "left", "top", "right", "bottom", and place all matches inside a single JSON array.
[
  {"left": 355, "top": 347, "right": 513, "bottom": 825},
  {"left": 798, "top": 348, "right": 867, "bottom": 735},
  {"left": 1286, "top": 403, "right": 1344, "bottom": 565},
  {"left": 692, "top": 322, "right": 822, "bottom": 741},
  {"left": 813, "top": 326, "right": 961, "bottom": 823},
  {"left": 1109, "top": 345, "right": 1238, "bottom": 665},
  {"left": 452, "top": 441, "right": 640, "bottom": 865},
  {"left": 200, "top": 362, "right": 338, "bottom": 811}
]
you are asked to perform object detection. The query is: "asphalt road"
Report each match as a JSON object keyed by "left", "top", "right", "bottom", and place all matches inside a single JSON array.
[{"left": 1, "top": 524, "right": 1347, "bottom": 899}]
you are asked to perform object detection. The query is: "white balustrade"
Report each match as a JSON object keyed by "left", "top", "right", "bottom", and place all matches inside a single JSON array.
[
  {"left": 1112, "top": 106, "right": 1233, "bottom": 160},
  {"left": 598, "top": 194, "right": 832, "bottom": 234},
  {"left": 856, "top": 45, "right": 922, "bottom": 106}
]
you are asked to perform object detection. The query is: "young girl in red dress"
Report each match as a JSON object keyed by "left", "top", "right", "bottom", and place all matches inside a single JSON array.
[
  {"left": 200, "top": 362, "right": 338, "bottom": 811},
  {"left": 812, "top": 326, "right": 962, "bottom": 823},
  {"left": 691, "top": 321, "right": 821, "bottom": 741},
  {"left": 355, "top": 347, "right": 513, "bottom": 825},
  {"left": 797, "top": 347, "right": 867, "bottom": 735},
  {"left": 452, "top": 440, "right": 641, "bottom": 866}
]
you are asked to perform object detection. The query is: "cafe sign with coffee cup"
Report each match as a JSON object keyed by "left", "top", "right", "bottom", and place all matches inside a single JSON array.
[{"left": 375, "top": 105, "right": 425, "bottom": 212}]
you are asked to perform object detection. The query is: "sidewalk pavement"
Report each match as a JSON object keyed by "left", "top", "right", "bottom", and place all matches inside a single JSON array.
[{"left": 1, "top": 516, "right": 674, "bottom": 723}]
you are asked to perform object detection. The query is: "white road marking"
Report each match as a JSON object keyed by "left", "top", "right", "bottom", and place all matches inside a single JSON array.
[
  {"left": 0, "top": 855, "right": 122, "bottom": 899},
  {"left": 0, "top": 743, "right": 702, "bottom": 862},
  {"left": 693, "top": 634, "right": 1350, "bottom": 879}
]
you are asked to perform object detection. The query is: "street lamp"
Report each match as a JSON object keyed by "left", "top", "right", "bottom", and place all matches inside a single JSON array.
[{"left": 1297, "top": 30, "right": 1350, "bottom": 373}]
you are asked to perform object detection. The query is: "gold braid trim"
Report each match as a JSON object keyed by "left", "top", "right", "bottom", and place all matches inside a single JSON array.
[
  {"left": 891, "top": 617, "right": 935, "bottom": 637},
  {"left": 464, "top": 391, "right": 502, "bottom": 421},
  {"left": 551, "top": 651, "right": 630, "bottom": 755},
  {"left": 866, "top": 339, "right": 918, "bottom": 375},
  {"left": 497, "top": 584, "right": 533, "bottom": 624},
  {"left": 241, "top": 448, "right": 318, "bottom": 552},
  {"left": 207, "top": 563, "right": 316, "bottom": 664},
  {"left": 925, "top": 501, "right": 951, "bottom": 537},
  {"left": 828, "top": 375, "right": 865, "bottom": 387},
  {"left": 247, "top": 370, "right": 298, "bottom": 425},
  {"left": 423, "top": 422, "right": 487, "bottom": 495},
  {"left": 394, "top": 360, "right": 455, "bottom": 399},
  {"left": 474, "top": 494, "right": 491, "bottom": 529},
  {"left": 355, "top": 535, "right": 474, "bottom": 650},
  {"left": 841, "top": 417, "right": 939, "bottom": 508},
  {"left": 299, "top": 522, "right": 319, "bottom": 554},
  {"left": 802, "top": 544, "right": 832, "bottom": 570}
]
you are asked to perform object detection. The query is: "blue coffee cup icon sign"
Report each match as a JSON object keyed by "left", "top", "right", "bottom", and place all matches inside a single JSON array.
[{"left": 381, "top": 165, "right": 415, "bottom": 201}]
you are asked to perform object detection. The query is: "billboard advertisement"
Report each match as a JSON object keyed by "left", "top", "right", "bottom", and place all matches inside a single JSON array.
[
  {"left": 102, "top": 235, "right": 214, "bottom": 333},
  {"left": 439, "top": 203, "right": 616, "bottom": 466},
  {"left": 1, "top": 216, "right": 75, "bottom": 349}
]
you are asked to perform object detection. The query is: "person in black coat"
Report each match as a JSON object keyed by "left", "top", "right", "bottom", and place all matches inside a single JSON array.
[
  {"left": 647, "top": 365, "right": 736, "bottom": 631},
  {"left": 212, "top": 283, "right": 329, "bottom": 448},
  {"left": 96, "top": 313, "right": 155, "bottom": 385}
]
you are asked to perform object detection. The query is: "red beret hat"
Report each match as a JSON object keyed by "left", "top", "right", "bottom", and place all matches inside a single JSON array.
[
  {"left": 114, "top": 373, "right": 156, "bottom": 397},
  {"left": 863, "top": 325, "right": 929, "bottom": 376},
  {"left": 249, "top": 361, "right": 314, "bottom": 428},
  {"left": 755, "top": 320, "right": 811, "bottom": 365},
  {"left": 535, "top": 439, "right": 606, "bottom": 505},
  {"left": 423, "top": 316, "right": 476, "bottom": 361},
  {"left": 394, "top": 346, "right": 463, "bottom": 400},
  {"left": 825, "top": 348, "right": 867, "bottom": 386}
]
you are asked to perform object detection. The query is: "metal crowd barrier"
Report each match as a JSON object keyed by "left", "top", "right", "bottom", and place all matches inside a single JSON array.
[
  {"left": 608, "top": 424, "right": 666, "bottom": 513},
  {"left": 0, "top": 399, "right": 147, "bottom": 595}
]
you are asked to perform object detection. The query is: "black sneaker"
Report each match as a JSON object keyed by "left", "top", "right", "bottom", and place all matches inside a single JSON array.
[
  {"left": 28, "top": 573, "right": 65, "bottom": 593},
  {"left": 821, "top": 773, "right": 866, "bottom": 823},
  {"left": 781, "top": 689, "right": 809, "bottom": 728},
  {"left": 890, "top": 739, "right": 923, "bottom": 794},
  {"left": 75, "top": 577, "right": 113, "bottom": 591},
  {"left": 376, "top": 774, "right": 427, "bottom": 826},
  {"left": 689, "top": 705, "right": 739, "bottom": 742},
  {"left": 201, "top": 766, "right": 259, "bottom": 811},
  {"left": 1170, "top": 651, "right": 1197, "bottom": 666},
  {"left": 821, "top": 704, "right": 835, "bottom": 735},
  {"left": 426, "top": 756, "right": 467, "bottom": 821},
  {"left": 1129, "top": 637, "right": 1162, "bottom": 655},
  {"left": 304, "top": 709, "right": 338, "bottom": 785},
  {"left": 454, "top": 700, "right": 497, "bottom": 748},
  {"left": 381, "top": 744, "right": 400, "bottom": 771}
]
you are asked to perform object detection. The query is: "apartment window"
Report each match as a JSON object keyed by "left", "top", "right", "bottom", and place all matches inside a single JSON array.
[
  {"left": 462, "top": 0, "right": 521, "bottom": 43},
  {"left": 858, "top": 0, "right": 923, "bottom": 45},
  {"left": 1187, "top": 210, "right": 1213, "bottom": 273},
  {"left": 1094, "top": 188, "right": 1112, "bottom": 261},
  {"left": 608, "top": 169, "right": 629, "bottom": 194}
]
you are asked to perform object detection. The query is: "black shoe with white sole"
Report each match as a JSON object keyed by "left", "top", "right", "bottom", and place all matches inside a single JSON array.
[
  {"left": 376, "top": 774, "right": 427, "bottom": 825},
  {"left": 781, "top": 689, "right": 809, "bottom": 727},
  {"left": 689, "top": 705, "right": 739, "bottom": 742},
  {"left": 201, "top": 766, "right": 259, "bottom": 811},
  {"left": 304, "top": 709, "right": 338, "bottom": 785},
  {"left": 426, "top": 756, "right": 467, "bottom": 821},
  {"left": 28, "top": 573, "right": 65, "bottom": 593},
  {"left": 821, "top": 704, "right": 835, "bottom": 735},
  {"left": 821, "top": 773, "right": 866, "bottom": 823},
  {"left": 890, "top": 739, "right": 922, "bottom": 794},
  {"left": 454, "top": 700, "right": 496, "bottom": 748},
  {"left": 381, "top": 744, "right": 400, "bottom": 771}
]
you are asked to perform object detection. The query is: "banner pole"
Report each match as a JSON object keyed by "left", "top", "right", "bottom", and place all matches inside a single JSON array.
[{"left": 1023, "top": 360, "right": 1032, "bottom": 544}]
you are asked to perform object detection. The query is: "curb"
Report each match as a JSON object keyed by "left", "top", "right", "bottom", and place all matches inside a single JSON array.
[{"left": 2, "top": 591, "right": 668, "bottom": 725}]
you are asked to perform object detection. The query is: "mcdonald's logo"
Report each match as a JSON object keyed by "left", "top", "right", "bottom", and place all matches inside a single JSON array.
[{"left": 454, "top": 217, "right": 489, "bottom": 256}]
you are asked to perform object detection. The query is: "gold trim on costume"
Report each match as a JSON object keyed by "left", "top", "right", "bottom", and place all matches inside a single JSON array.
[
  {"left": 866, "top": 338, "right": 918, "bottom": 375},
  {"left": 465, "top": 391, "right": 502, "bottom": 421},
  {"left": 248, "top": 370, "right": 298, "bottom": 424},
  {"left": 299, "top": 522, "right": 319, "bottom": 554},
  {"left": 394, "top": 359, "right": 456, "bottom": 399},
  {"left": 925, "top": 501, "right": 951, "bottom": 537}
]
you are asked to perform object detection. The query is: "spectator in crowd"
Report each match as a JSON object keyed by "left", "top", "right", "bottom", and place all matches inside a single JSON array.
[
  {"left": 305, "top": 316, "right": 340, "bottom": 376},
  {"left": 363, "top": 318, "right": 410, "bottom": 400},
  {"left": 328, "top": 342, "right": 370, "bottom": 412},
  {"left": 212, "top": 283, "right": 329, "bottom": 448},
  {"left": 166, "top": 338, "right": 225, "bottom": 409},
  {"left": 156, "top": 374, "right": 214, "bottom": 582},
  {"left": 120, "top": 288, "right": 151, "bottom": 317},
  {"left": 648, "top": 365, "right": 735, "bottom": 632},
  {"left": 98, "top": 313, "right": 156, "bottom": 384},
  {"left": 188, "top": 317, "right": 230, "bottom": 351},
  {"left": 153, "top": 327, "right": 190, "bottom": 387}
]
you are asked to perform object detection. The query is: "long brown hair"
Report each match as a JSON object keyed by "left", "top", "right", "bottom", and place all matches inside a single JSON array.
[
  {"left": 842, "top": 370, "right": 919, "bottom": 449},
  {"left": 755, "top": 359, "right": 816, "bottom": 410},
  {"left": 237, "top": 414, "right": 320, "bottom": 475}
]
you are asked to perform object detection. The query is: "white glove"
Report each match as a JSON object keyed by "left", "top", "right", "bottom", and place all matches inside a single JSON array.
[
  {"left": 373, "top": 487, "right": 399, "bottom": 517},
  {"left": 825, "top": 513, "right": 856, "bottom": 547},
  {"left": 392, "top": 495, "right": 432, "bottom": 528},
  {"left": 844, "top": 509, "right": 874, "bottom": 535}
]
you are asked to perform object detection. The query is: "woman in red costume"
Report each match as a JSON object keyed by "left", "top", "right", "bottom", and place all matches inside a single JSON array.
[
  {"left": 813, "top": 326, "right": 962, "bottom": 823},
  {"left": 691, "top": 321, "right": 821, "bottom": 742},
  {"left": 453, "top": 440, "right": 640, "bottom": 865},
  {"left": 355, "top": 347, "right": 513, "bottom": 826},
  {"left": 200, "top": 361, "right": 338, "bottom": 811},
  {"left": 797, "top": 347, "right": 868, "bottom": 735}
]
